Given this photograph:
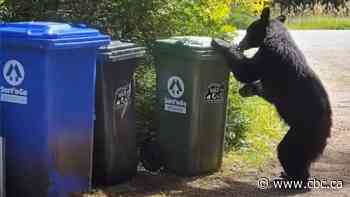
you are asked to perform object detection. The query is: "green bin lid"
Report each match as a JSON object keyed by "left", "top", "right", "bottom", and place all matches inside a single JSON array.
[
  {"left": 98, "top": 41, "right": 146, "bottom": 62},
  {"left": 157, "top": 36, "right": 212, "bottom": 49},
  {"left": 154, "top": 36, "right": 217, "bottom": 59}
]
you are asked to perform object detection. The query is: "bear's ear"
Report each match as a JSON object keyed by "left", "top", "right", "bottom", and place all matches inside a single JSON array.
[
  {"left": 261, "top": 7, "right": 270, "bottom": 22},
  {"left": 276, "top": 15, "right": 287, "bottom": 23}
]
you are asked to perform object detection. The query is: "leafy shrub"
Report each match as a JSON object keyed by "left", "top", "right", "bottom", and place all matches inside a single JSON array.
[
  {"left": 134, "top": 63, "right": 158, "bottom": 134},
  {"left": 0, "top": 0, "right": 281, "bottom": 151},
  {"left": 225, "top": 74, "right": 250, "bottom": 149},
  {"left": 229, "top": 7, "right": 257, "bottom": 29}
]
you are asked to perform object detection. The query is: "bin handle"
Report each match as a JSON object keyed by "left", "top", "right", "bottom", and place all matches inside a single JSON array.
[
  {"left": 26, "top": 29, "right": 46, "bottom": 36},
  {"left": 175, "top": 38, "right": 204, "bottom": 46},
  {"left": 25, "top": 23, "right": 88, "bottom": 37},
  {"left": 69, "top": 23, "right": 88, "bottom": 28}
]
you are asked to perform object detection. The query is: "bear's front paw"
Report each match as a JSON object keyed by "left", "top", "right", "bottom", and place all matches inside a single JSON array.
[
  {"left": 212, "top": 38, "right": 244, "bottom": 61},
  {"left": 239, "top": 81, "right": 263, "bottom": 97},
  {"left": 229, "top": 46, "right": 244, "bottom": 59},
  {"left": 211, "top": 38, "right": 232, "bottom": 51}
]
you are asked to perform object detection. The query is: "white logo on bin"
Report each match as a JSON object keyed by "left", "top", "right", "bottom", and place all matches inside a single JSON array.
[
  {"left": 0, "top": 59, "right": 28, "bottom": 105},
  {"left": 3, "top": 60, "right": 25, "bottom": 86},
  {"left": 113, "top": 83, "right": 132, "bottom": 119},
  {"left": 205, "top": 83, "right": 225, "bottom": 103},
  {"left": 165, "top": 76, "right": 187, "bottom": 114},
  {"left": 167, "top": 76, "right": 184, "bottom": 98}
]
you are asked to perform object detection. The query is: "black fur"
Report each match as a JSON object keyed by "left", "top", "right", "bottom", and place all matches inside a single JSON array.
[{"left": 212, "top": 7, "right": 332, "bottom": 182}]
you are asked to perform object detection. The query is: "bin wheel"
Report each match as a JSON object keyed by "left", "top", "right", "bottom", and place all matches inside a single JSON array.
[{"left": 140, "top": 140, "right": 163, "bottom": 172}]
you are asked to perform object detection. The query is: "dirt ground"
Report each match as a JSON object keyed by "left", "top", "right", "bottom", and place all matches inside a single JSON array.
[{"left": 86, "top": 31, "right": 350, "bottom": 197}]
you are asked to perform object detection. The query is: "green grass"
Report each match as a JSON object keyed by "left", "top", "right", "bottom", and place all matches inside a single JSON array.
[
  {"left": 287, "top": 16, "right": 350, "bottom": 30},
  {"left": 224, "top": 75, "right": 287, "bottom": 170},
  {"left": 224, "top": 97, "right": 286, "bottom": 170}
]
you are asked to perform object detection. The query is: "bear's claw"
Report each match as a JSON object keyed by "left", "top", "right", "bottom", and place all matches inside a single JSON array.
[
  {"left": 211, "top": 38, "right": 236, "bottom": 52},
  {"left": 211, "top": 38, "right": 244, "bottom": 61}
]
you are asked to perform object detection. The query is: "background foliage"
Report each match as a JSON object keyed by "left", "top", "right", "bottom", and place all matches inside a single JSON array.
[{"left": 0, "top": 0, "right": 281, "bottom": 151}]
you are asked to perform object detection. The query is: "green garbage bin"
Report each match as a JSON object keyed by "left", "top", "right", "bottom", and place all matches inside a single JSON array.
[{"left": 153, "top": 36, "right": 230, "bottom": 176}]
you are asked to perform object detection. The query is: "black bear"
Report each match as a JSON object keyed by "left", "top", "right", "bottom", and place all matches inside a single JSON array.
[
  {"left": 238, "top": 80, "right": 268, "bottom": 100},
  {"left": 212, "top": 7, "right": 332, "bottom": 183}
]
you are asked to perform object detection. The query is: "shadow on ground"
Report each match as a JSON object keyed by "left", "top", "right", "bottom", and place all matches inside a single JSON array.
[
  {"left": 85, "top": 170, "right": 311, "bottom": 197},
  {"left": 83, "top": 144, "right": 350, "bottom": 197}
]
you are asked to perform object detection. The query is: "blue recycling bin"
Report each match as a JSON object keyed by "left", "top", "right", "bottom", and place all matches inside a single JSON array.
[
  {"left": 0, "top": 104, "right": 3, "bottom": 197},
  {"left": 0, "top": 22, "right": 110, "bottom": 197}
]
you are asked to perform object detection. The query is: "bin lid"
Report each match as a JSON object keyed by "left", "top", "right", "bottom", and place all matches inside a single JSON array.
[
  {"left": 98, "top": 41, "right": 146, "bottom": 62},
  {"left": 154, "top": 36, "right": 218, "bottom": 59},
  {"left": 156, "top": 36, "right": 213, "bottom": 50},
  {"left": 0, "top": 22, "right": 111, "bottom": 49}
]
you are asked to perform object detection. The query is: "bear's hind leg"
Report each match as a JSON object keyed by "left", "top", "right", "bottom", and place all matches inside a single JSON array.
[{"left": 277, "top": 128, "right": 311, "bottom": 183}]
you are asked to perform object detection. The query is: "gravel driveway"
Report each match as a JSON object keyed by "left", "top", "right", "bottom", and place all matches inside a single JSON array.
[
  {"left": 232, "top": 30, "right": 350, "bottom": 197},
  {"left": 86, "top": 31, "right": 350, "bottom": 197},
  {"left": 288, "top": 30, "right": 350, "bottom": 197}
]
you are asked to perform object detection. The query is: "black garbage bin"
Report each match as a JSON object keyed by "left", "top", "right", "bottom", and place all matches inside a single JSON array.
[{"left": 93, "top": 41, "right": 146, "bottom": 186}]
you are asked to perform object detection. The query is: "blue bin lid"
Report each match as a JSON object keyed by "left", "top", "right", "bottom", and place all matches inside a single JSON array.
[{"left": 0, "top": 22, "right": 111, "bottom": 49}]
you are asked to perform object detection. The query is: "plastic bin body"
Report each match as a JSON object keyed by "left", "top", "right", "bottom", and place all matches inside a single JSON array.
[
  {"left": 0, "top": 22, "right": 110, "bottom": 197},
  {"left": 154, "top": 37, "right": 230, "bottom": 176},
  {"left": 93, "top": 41, "right": 145, "bottom": 186},
  {"left": 0, "top": 105, "right": 4, "bottom": 197}
]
